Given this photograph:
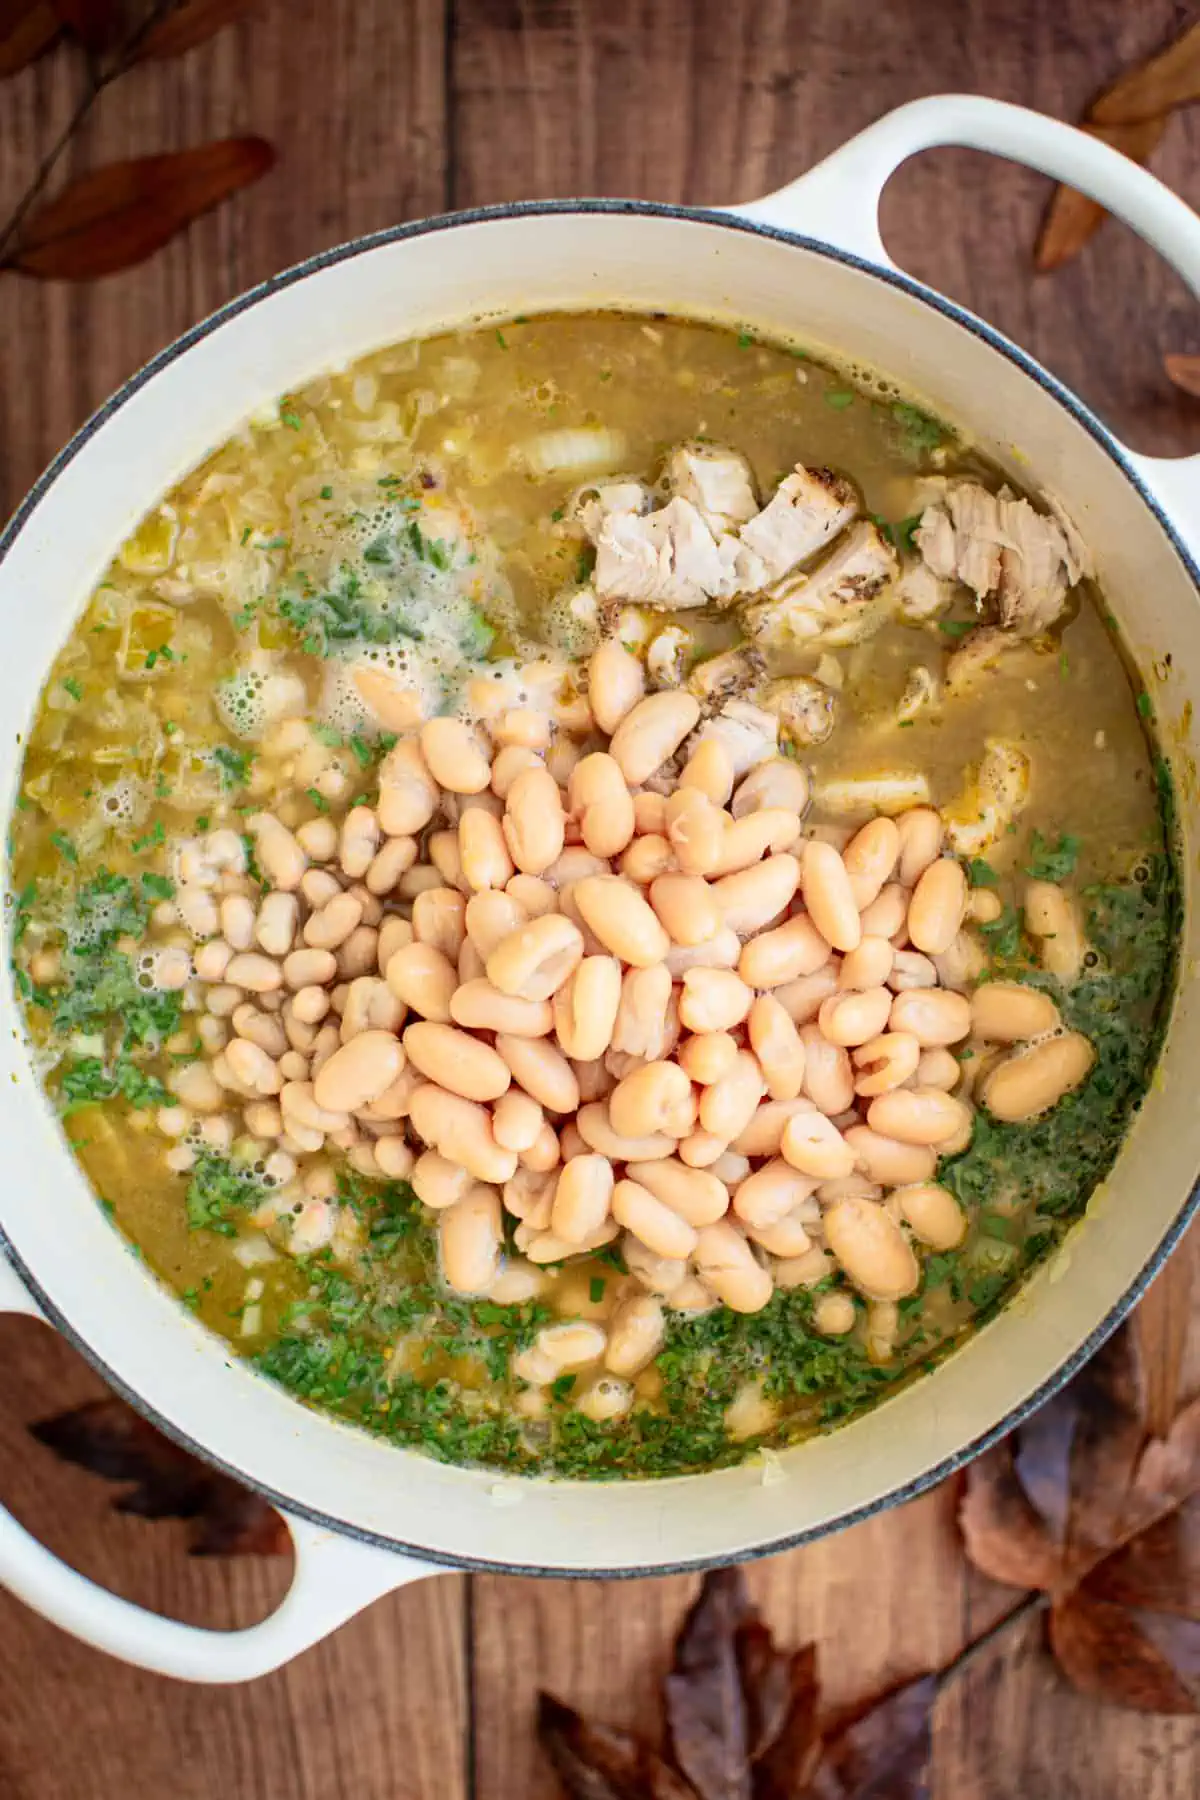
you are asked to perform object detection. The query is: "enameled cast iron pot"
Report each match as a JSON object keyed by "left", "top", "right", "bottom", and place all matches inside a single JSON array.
[{"left": 1, "top": 96, "right": 1198, "bottom": 1683}]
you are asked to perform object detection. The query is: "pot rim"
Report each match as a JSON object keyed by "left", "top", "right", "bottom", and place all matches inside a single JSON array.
[{"left": 3, "top": 196, "right": 1196, "bottom": 1580}]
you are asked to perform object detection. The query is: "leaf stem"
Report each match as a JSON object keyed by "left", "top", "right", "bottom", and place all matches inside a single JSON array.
[
  {"left": 0, "top": 0, "right": 179, "bottom": 270},
  {"left": 936, "top": 1591, "right": 1048, "bottom": 1692}
]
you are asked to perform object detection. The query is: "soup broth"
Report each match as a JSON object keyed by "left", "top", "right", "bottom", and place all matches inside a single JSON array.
[{"left": 8, "top": 313, "right": 1176, "bottom": 1478}]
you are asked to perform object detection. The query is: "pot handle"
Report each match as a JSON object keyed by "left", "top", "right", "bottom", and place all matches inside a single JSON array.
[
  {"left": 731, "top": 94, "right": 1200, "bottom": 559},
  {"left": 0, "top": 1252, "right": 437, "bottom": 1683}
]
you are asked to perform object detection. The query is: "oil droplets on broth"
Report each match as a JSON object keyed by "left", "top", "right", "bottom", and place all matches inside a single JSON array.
[{"left": 7, "top": 313, "right": 1177, "bottom": 1478}]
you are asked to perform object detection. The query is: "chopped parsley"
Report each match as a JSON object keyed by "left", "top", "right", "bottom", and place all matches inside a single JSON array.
[
  {"left": 213, "top": 744, "right": 254, "bottom": 791},
  {"left": 62, "top": 676, "right": 83, "bottom": 701},
  {"left": 890, "top": 400, "right": 945, "bottom": 456},
  {"left": 824, "top": 389, "right": 855, "bottom": 409},
  {"left": 1024, "top": 830, "right": 1081, "bottom": 882}
]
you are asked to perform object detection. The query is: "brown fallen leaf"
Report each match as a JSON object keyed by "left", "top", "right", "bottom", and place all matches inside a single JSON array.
[
  {"left": 538, "top": 1568, "right": 935, "bottom": 1799},
  {"left": 51, "top": 0, "right": 121, "bottom": 52},
  {"left": 0, "top": 0, "right": 60, "bottom": 76},
  {"left": 1091, "top": 20, "right": 1200, "bottom": 128},
  {"left": 1165, "top": 353, "right": 1200, "bottom": 399},
  {"left": 1034, "top": 119, "right": 1167, "bottom": 272},
  {"left": 959, "top": 1323, "right": 1200, "bottom": 1715},
  {"left": 134, "top": 0, "right": 259, "bottom": 62},
  {"left": 30, "top": 1396, "right": 289, "bottom": 1556},
  {"left": 2, "top": 135, "right": 275, "bottom": 280}
]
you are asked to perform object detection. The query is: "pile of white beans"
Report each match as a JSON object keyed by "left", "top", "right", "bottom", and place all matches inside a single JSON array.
[{"left": 140, "top": 638, "right": 1096, "bottom": 1412}]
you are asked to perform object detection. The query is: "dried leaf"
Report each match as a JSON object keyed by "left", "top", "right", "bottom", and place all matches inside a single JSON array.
[
  {"left": 1034, "top": 119, "right": 1166, "bottom": 272},
  {"left": 751, "top": 1645, "right": 823, "bottom": 1800},
  {"left": 735, "top": 1621, "right": 804, "bottom": 1765},
  {"left": 1061, "top": 1328, "right": 1147, "bottom": 1570},
  {"left": 1165, "top": 353, "right": 1200, "bottom": 399},
  {"left": 1087, "top": 1500, "right": 1200, "bottom": 1619},
  {"left": 135, "top": 0, "right": 258, "bottom": 62},
  {"left": 51, "top": 0, "right": 120, "bottom": 51},
  {"left": 30, "top": 1397, "right": 289, "bottom": 1556},
  {"left": 537, "top": 1693, "right": 698, "bottom": 1800},
  {"left": 804, "top": 1675, "right": 937, "bottom": 1800},
  {"left": 1049, "top": 1592, "right": 1198, "bottom": 1716},
  {"left": 4, "top": 136, "right": 275, "bottom": 280},
  {"left": 959, "top": 1442, "right": 1065, "bottom": 1591},
  {"left": 0, "top": 0, "right": 59, "bottom": 76},
  {"left": 665, "top": 1568, "right": 753, "bottom": 1800},
  {"left": 1091, "top": 21, "right": 1200, "bottom": 128}
]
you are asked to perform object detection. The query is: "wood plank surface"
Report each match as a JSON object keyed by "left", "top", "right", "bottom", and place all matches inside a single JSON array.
[{"left": 1, "top": 2, "right": 1199, "bottom": 1796}]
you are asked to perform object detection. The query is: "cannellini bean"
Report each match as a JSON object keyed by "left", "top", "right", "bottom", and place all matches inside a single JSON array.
[
  {"left": 887, "top": 987, "right": 971, "bottom": 1046},
  {"left": 588, "top": 638, "right": 645, "bottom": 735},
  {"left": 967, "top": 887, "right": 1003, "bottom": 924},
  {"left": 550, "top": 1153, "right": 615, "bottom": 1242},
  {"left": 677, "top": 1130, "right": 727, "bottom": 1168},
  {"left": 649, "top": 873, "right": 721, "bottom": 947},
  {"left": 699, "top": 1050, "right": 765, "bottom": 1142},
  {"left": 623, "top": 1237, "right": 688, "bottom": 1297},
  {"left": 412, "top": 1149, "right": 474, "bottom": 1209},
  {"left": 178, "top": 887, "right": 220, "bottom": 938},
  {"left": 733, "top": 1157, "right": 818, "bottom": 1229},
  {"left": 860, "top": 882, "right": 909, "bottom": 943},
  {"left": 843, "top": 1125, "right": 937, "bottom": 1186},
  {"left": 280, "top": 1080, "right": 350, "bottom": 1134},
  {"left": 513, "top": 1320, "right": 608, "bottom": 1385},
  {"left": 747, "top": 994, "right": 807, "bottom": 1101},
  {"left": 490, "top": 744, "right": 541, "bottom": 800},
  {"left": 495, "top": 1033, "right": 580, "bottom": 1114},
  {"left": 449, "top": 978, "right": 551, "bottom": 1038},
  {"left": 627, "top": 1158, "right": 729, "bottom": 1226},
  {"left": 577, "top": 1101, "right": 674, "bottom": 1162},
  {"left": 205, "top": 983, "right": 243, "bottom": 1018},
  {"left": 1024, "top": 881, "right": 1086, "bottom": 983},
  {"left": 981, "top": 1031, "right": 1095, "bottom": 1121},
  {"left": 224, "top": 1037, "right": 282, "bottom": 1096},
  {"left": 440, "top": 1185, "right": 503, "bottom": 1293},
  {"left": 386, "top": 941, "right": 457, "bottom": 1022},
  {"left": 302, "top": 869, "right": 342, "bottom": 910},
  {"left": 339, "top": 805, "right": 380, "bottom": 880},
  {"left": 575, "top": 1377, "right": 634, "bottom": 1422},
  {"left": 664, "top": 927, "right": 741, "bottom": 978},
  {"left": 632, "top": 790, "right": 667, "bottom": 835},
  {"left": 853, "top": 1031, "right": 921, "bottom": 1097},
  {"left": 572, "top": 875, "right": 670, "bottom": 967},
  {"left": 311, "top": 1031, "right": 405, "bottom": 1114},
  {"left": 487, "top": 913, "right": 585, "bottom": 1002},
  {"left": 680, "top": 736, "right": 734, "bottom": 807},
  {"left": 459, "top": 808, "right": 515, "bottom": 892},
  {"left": 711, "top": 854, "right": 800, "bottom": 936},
  {"left": 552, "top": 955, "right": 622, "bottom": 1061},
  {"left": 843, "top": 816, "right": 903, "bottom": 914},
  {"left": 251, "top": 814, "right": 308, "bottom": 891},
  {"left": 194, "top": 939, "right": 234, "bottom": 982},
  {"left": 707, "top": 810, "right": 801, "bottom": 877},
  {"left": 693, "top": 1222, "right": 773, "bottom": 1313},
  {"left": 800, "top": 840, "right": 861, "bottom": 952},
  {"left": 812, "top": 1292, "right": 856, "bottom": 1335},
  {"left": 375, "top": 1136, "right": 415, "bottom": 1180},
  {"left": 612, "top": 1178, "right": 698, "bottom": 1259},
  {"left": 377, "top": 919, "right": 414, "bottom": 974},
  {"left": 233, "top": 1005, "right": 288, "bottom": 1058},
  {"left": 501, "top": 766, "right": 566, "bottom": 875},
  {"left": 824, "top": 1196, "right": 918, "bottom": 1300},
  {"left": 519, "top": 1120, "right": 561, "bottom": 1173},
  {"left": 428, "top": 829, "right": 467, "bottom": 892},
  {"left": 915, "top": 1047, "right": 960, "bottom": 1090},
  {"left": 220, "top": 894, "right": 255, "bottom": 951},
  {"left": 603, "top": 1294, "right": 665, "bottom": 1377},
  {"left": 775, "top": 1247, "right": 835, "bottom": 1290},
  {"left": 747, "top": 1208, "right": 813, "bottom": 1258},
  {"left": 733, "top": 1096, "right": 815, "bottom": 1157},
  {"left": 867, "top": 1086, "right": 972, "bottom": 1145},
  {"left": 896, "top": 806, "right": 944, "bottom": 887},
  {"left": 337, "top": 925, "right": 379, "bottom": 979},
  {"left": 710, "top": 1149, "right": 750, "bottom": 1187},
  {"left": 609, "top": 691, "right": 700, "bottom": 785},
  {"left": 888, "top": 949, "right": 938, "bottom": 991},
  {"left": 504, "top": 1165, "right": 556, "bottom": 1227},
  {"left": 664, "top": 790, "right": 723, "bottom": 878},
  {"left": 907, "top": 857, "right": 968, "bottom": 956},
  {"left": 465, "top": 890, "right": 527, "bottom": 961},
  {"left": 378, "top": 739, "right": 439, "bottom": 835},
  {"left": 898, "top": 1182, "right": 966, "bottom": 1250},
  {"left": 296, "top": 816, "right": 338, "bottom": 860},
  {"left": 610, "top": 1061, "right": 695, "bottom": 1139},
  {"left": 420, "top": 717, "right": 490, "bottom": 793},
  {"left": 731, "top": 757, "right": 811, "bottom": 819},
  {"left": 678, "top": 967, "right": 753, "bottom": 1033},
  {"left": 677, "top": 1030, "right": 740, "bottom": 1086},
  {"left": 725, "top": 1381, "right": 778, "bottom": 1438},
  {"left": 619, "top": 834, "right": 676, "bottom": 884},
  {"left": 256, "top": 891, "right": 299, "bottom": 958},
  {"left": 781, "top": 1111, "right": 855, "bottom": 1179},
  {"left": 488, "top": 1258, "right": 547, "bottom": 1304},
  {"left": 799, "top": 1024, "right": 855, "bottom": 1114},
  {"left": 523, "top": 1219, "right": 619, "bottom": 1262},
  {"left": 304, "top": 892, "right": 364, "bottom": 952},
  {"left": 494, "top": 706, "right": 550, "bottom": 750},
  {"left": 839, "top": 935, "right": 894, "bottom": 991},
  {"left": 402, "top": 1021, "right": 510, "bottom": 1102},
  {"left": 408, "top": 1084, "right": 518, "bottom": 1183},
  {"left": 738, "top": 914, "right": 831, "bottom": 989},
  {"left": 569, "top": 753, "right": 636, "bottom": 859},
  {"left": 225, "top": 952, "right": 283, "bottom": 994},
  {"left": 970, "top": 981, "right": 1061, "bottom": 1042},
  {"left": 817, "top": 986, "right": 893, "bottom": 1049}
]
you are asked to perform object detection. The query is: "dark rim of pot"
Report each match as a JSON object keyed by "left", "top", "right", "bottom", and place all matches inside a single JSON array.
[{"left": 2, "top": 197, "right": 1197, "bottom": 1582}]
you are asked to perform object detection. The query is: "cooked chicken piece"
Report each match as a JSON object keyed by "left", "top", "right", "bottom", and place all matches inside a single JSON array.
[
  {"left": 944, "top": 626, "right": 1016, "bottom": 695},
  {"left": 943, "top": 739, "right": 1031, "bottom": 857},
  {"left": 812, "top": 772, "right": 932, "bottom": 817},
  {"left": 756, "top": 676, "right": 837, "bottom": 748},
  {"left": 646, "top": 625, "right": 691, "bottom": 688},
  {"left": 572, "top": 479, "right": 652, "bottom": 541},
  {"left": 893, "top": 558, "right": 954, "bottom": 623},
  {"left": 665, "top": 443, "right": 759, "bottom": 537},
  {"left": 738, "top": 464, "right": 858, "bottom": 585},
  {"left": 740, "top": 520, "right": 898, "bottom": 652},
  {"left": 914, "top": 480, "right": 1084, "bottom": 637},
  {"left": 896, "top": 665, "right": 938, "bottom": 723},
  {"left": 687, "top": 646, "right": 764, "bottom": 709},
  {"left": 594, "top": 497, "right": 749, "bottom": 609},
  {"left": 686, "top": 699, "right": 778, "bottom": 777}
]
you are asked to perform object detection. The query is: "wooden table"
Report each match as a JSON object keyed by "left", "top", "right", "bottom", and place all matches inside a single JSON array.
[{"left": 1, "top": 3, "right": 1198, "bottom": 1794}]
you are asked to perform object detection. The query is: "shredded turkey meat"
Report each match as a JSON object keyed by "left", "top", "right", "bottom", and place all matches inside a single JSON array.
[
  {"left": 665, "top": 443, "right": 759, "bottom": 537},
  {"left": 740, "top": 520, "right": 898, "bottom": 652},
  {"left": 914, "top": 479, "right": 1090, "bottom": 638},
  {"left": 737, "top": 464, "right": 858, "bottom": 584}
]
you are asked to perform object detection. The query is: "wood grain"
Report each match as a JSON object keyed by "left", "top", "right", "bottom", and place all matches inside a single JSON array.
[{"left": 1, "top": 3, "right": 1199, "bottom": 1797}]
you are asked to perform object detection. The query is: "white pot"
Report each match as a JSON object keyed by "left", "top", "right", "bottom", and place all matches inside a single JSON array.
[{"left": 1, "top": 95, "right": 1198, "bottom": 1684}]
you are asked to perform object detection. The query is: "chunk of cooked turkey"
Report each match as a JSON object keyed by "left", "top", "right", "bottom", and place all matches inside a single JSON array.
[
  {"left": 665, "top": 443, "right": 759, "bottom": 536},
  {"left": 943, "top": 739, "right": 1031, "bottom": 856},
  {"left": 914, "top": 480, "right": 1087, "bottom": 637},
  {"left": 893, "top": 558, "right": 954, "bottom": 623},
  {"left": 944, "top": 626, "right": 1018, "bottom": 695},
  {"left": 740, "top": 520, "right": 898, "bottom": 651},
  {"left": 687, "top": 646, "right": 764, "bottom": 709},
  {"left": 593, "top": 496, "right": 745, "bottom": 608},
  {"left": 685, "top": 699, "right": 778, "bottom": 776},
  {"left": 737, "top": 464, "right": 858, "bottom": 584},
  {"left": 572, "top": 479, "right": 652, "bottom": 541},
  {"left": 756, "top": 676, "right": 837, "bottom": 748}
]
